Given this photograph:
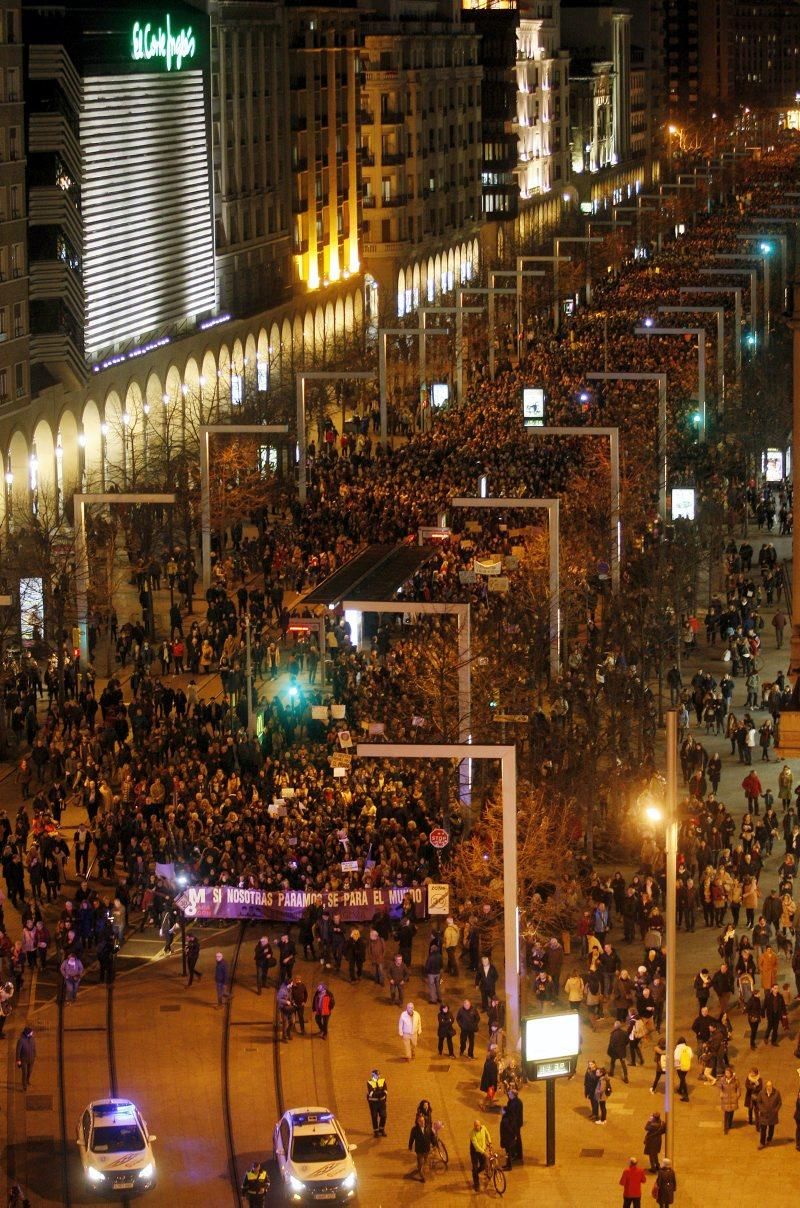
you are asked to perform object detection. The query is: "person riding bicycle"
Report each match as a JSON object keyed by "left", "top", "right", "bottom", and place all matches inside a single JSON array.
[{"left": 469, "top": 1119, "right": 493, "bottom": 1191}]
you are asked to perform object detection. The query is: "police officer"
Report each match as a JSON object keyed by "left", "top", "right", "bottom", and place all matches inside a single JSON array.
[
  {"left": 367, "top": 1068, "right": 388, "bottom": 1137},
  {"left": 241, "top": 1161, "right": 268, "bottom": 1205}
]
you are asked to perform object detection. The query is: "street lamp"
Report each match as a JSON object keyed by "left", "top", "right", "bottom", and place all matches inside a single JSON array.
[
  {"left": 586, "top": 372, "right": 668, "bottom": 520},
  {"left": 634, "top": 326, "right": 706, "bottom": 443},
  {"left": 639, "top": 711, "right": 679, "bottom": 1167}
]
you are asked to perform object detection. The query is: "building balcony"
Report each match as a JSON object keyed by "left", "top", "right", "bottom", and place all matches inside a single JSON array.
[
  {"left": 360, "top": 150, "right": 375, "bottom": 166},
  {"left": 360, "top": 110, "right": 375, "bottom": 125},
  {"left": 29, "top": 184, "right": 82, "bottom": 249},
  {"left": 30, "top": 329, "right": 86, "bottom": 389},
  {"left": 30, "top": 259, "right": 84, "bottom": 317},
  {"left": 379, "top": 110, "right": 405, "bottom": 125},
  {"left": 381, "top": 193, "right": 409, "bottom": 207},
  {"left": 381, "top": 152, "right": 406, "bottom": 165},
  {"left": 363, "top": 240, "right": 410, "bottom": 256}
]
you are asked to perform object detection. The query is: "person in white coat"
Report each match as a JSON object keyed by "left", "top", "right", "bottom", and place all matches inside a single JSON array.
[{"left": 399, "top": 1001, "right": 422, "bottom": 1060}]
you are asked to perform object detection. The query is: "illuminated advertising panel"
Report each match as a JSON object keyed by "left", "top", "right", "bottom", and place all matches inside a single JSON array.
[{"left": 522, "top": 387, "right": 545, "bottom": 427}]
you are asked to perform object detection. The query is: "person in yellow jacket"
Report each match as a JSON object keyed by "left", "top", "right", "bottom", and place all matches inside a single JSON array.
[
  {"left": 241, "top": 1161, "right": 269, "bottom": 1204},
  {"left": 469, "top": 1119, "right": 493, "bottom": 1191},
  {"left": 366, "top": 1068, "right": 388, "bottom": 1136}
]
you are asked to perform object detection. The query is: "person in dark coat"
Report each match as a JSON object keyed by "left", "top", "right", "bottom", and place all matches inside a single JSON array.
[
  {"left": 475, "top": 957, "right": 499, "bottom": 1010},
  {"left": 185, "top": 933, "right": 202, "bottom": 987},
  {"left": 480, "top": 1049, "right": 499, "bottom": 1107},
  {"left": 437, "top": 1004, "right": 456, "bottom": 1057},
  {"left": 407, "top": 1110, "right": 431, "bottom": 1182},
  {"left": 755, "top": 1080, "right": 782, "bottom": 1146},
  {"left": 763, "top": 985, "right": 787, "bottom": 1045},
  {"left": 456, "top": 999, "right": 480, "bottom": 1058},
  {"left": 793, "top": 1079, "right": 800, "bottom": 1151},
  {"left": 654, "top": 1158, "right": 677, "bottom": 1205},
  {"left": 643, "top": 1111, "right": 665, "bottom": 1171},
  {"left": 607, "top": 1020, "right": 630, "bottom": 1082},
  {"left": 584, "top": 1060, "right": 600, "bottom": 1120},
  {"left": 499, "top": 1086, "right": 523, "bottom": 1170},
  {"left": 15, "top": 1026, "right": 35, "bottom": 1090}
]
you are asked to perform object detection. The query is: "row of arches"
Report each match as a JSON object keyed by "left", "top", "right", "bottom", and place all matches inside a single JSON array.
[
  {"left": 397, "top": 240, "right": 480, "bottom": 318},
  {"left": 1, "top": 287, "right": 366, "bottom": 522}
]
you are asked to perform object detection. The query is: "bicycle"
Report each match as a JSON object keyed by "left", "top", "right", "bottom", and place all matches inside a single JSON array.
[
  {"left": 429, "top": 1121, "right": 448, "bottom": 1172},
  {"left": 482, "top": 1147, "right": 506, "bottom": 1196}
]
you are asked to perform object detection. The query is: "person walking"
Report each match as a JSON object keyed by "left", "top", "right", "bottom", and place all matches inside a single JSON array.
[
  {"left": 424, "top": 944, "right": 443, "bottom": 1004},
  {"left": 480, "top": 1047, "right": 499, "bottom": 1109},
  {"left": 408, "top": 1111, "right": 431, "bottom": 1182},
  {"left": 15, "top": 1026, "right": 35, "bottom": 1091},
  {"left": 745, "top": 1067, "right": 763, "bottom": 1126},
  {"left": 366, "top": 1068, "right": 388, "bottom": 1137},
  {"left": 674, "top": 1037, "right": 693, "bottom": 1102},
  {"left": 763, "top": 984, "right": 787, "bottom": 1045},
  {"left": 444, "top": 916, "right": 460, "bottom": 977},
  {"left": 746, "top": 990, "right": 763, "bottom": 1049},
  {"left": 756, "top": 1079, "right": 782, "bottom": 1147},
  {"left": 388, "top": 954, "right": 409, "bottom": 1005},
  {"left": 254, "top": 937, "right": 275, "bottom": 994},
  {"left": 607, "top": 1020, "right": 630, "bottom": 1083},
  {"left": 499, "top": 1086, "right": 523, "bottom": 1170},
  {"left": 584, "top": 1060, "right": 600, "bottom": 1120},
  {"left": 185, "top": 933, "right": 202, "bottom": 987},
  {"left": 60, "top": 953, "right": 84, "bottom": 1004},
  {"left": 719, "top": 1067, "right": 740, "bottom": 1133},
  {"left": 290, "top": 975, "right": 308, "bottom": 1034},
  {"left": 277, "top": 980, "right": 295, "bottom": 1041},
  {"left": 214, "top": 952, "right": 229, "bottom": 1007},
  {"left": 794, "top": 1074, "right": 800, "bottom": 1151},
  {"left": 398, "top": 1001, "right": 422, "bottom": 1061},
  {"left": 469, "top": 1119, "right": 492, "bottom": 1191},
  {"left": 456, "top": 999, "right": 480, "bottom": 1058},
  {"left": 312, "top": 983, "right": 335, "bottom": 1039},
  {"left": 241, "top": 1161, "right": 269, "bottom": 1205},
  {"left": 619, "top": 1157, "right": 647, "bottom": 1208},
  {"left": 653, "top": 1158, "right": 677, "bottom": 1206},
  {"left": 437, "top": 1004, "right": 456, "bottom": 1057},
  {"left": 643, "top": 1112, "right": 665, "bottom": 1171}
]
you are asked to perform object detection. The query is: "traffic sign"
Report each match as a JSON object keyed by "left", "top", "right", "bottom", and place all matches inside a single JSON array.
[{"left": 429, "top": 828, "right": 449, "bottom": 849}]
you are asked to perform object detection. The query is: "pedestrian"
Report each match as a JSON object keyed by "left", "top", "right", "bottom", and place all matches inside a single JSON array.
[
  {"left": 456, "top": 998, "right": 480, "bottom": 1058},
  {"left": 15, "top": 1026, "right": 35, "bottom": 1090},
  {"left": 368, "top": 929, "right": 386, "bottom": 985},
  {"left": 619, "top": 1157, "right": 647, "bottom": 1208},
  {"left": 650, "top": 1037, "right": 666, "bottom": 1094},
  {"left": 763, "top": 984, "right": 787, "bottom": 1045},
  {"left": 745, "top": 1066, "right": 763, "bottom": 1125},
  {"left": 643, "top": 1112, "right": 665, "bottom": 1171},
  {"left": 584, "top": 1060, "right": 600, "bottom": 1120},
  {"left": 408, "top": 1110, "right": 431, "bottom": 1182},
  {"left": 366, "top": 1068, "right": 388, "bottom": 1137},
  {"left": 398, "top": 1001, "right": 422, "bottom": 1061},
  {"left": 185, "top": 933, "right": 202, "bottom": 986},
  {"left": 241, "top": 1160, "right": 269, "bottom": 1205},
  {"left": 499, "top": 1086, "right": 523, "bottom": 1170},
  {"left": 254, "top": 936, "right": 275, "bottom": 994},
  {"left": 756, "top": 1079, "right": 782, "bottom": 1147},
  {"left": 475, "top": 955, "right": 499, "bottom": 1010},
  {"left": 214, "top": 952, "right": 229, "bottom": 1007},
  {"left": 673, "top": 1037, "right": 693, "bottom": 1102},
  {"left": 290, "top": 975, "right": 308, "bottom": 1034},
  {"left": 424, "top": 943, "right": 443, "bottom": 1004},
  {"left": 719, "top": 1066, "right": 740, "bottom": 1133},
  {"left": 594, "top": 1066, "right": 611, "bottom": 1124},
  {"left": 607, "top": 1020, "right": 630, "bottom": 1082},
  {"left": 653, "top": 1158, "right": 677, "bottom": 1206},
  {"left": 437, "top": 1003, "right": 456, "bottom": 1057},
  {"left": 746, "top": 990, "right": 763, "bottom": 1048},
  {"left": 480, "top": 1047, "right": 499, "bottom": 1108},
  {"left": 794, "top": 1073, "right": 800, "bottom": 1151},
  {"left": 388, "top": 954, "right": 409, "bottom": 1005},
  {"left": 444, "top": 915, "right": 460, "bottom": 976},
  {"left": 469, "top": 1119, "right": 492, "bottom": 1191},
  {"left": 277, "top": 979, "right": 295, "bottom": 1041},
  {"left": 312, "top": 982, "right": 335, "bottom": 1038},
  {"left": 60, "top": 953, "right": 84, "bottom": 1003}
]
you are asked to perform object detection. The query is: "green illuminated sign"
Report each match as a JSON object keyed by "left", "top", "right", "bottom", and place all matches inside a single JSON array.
[{"left": 132, "top": 16, "right": 196, "bottom": 71}]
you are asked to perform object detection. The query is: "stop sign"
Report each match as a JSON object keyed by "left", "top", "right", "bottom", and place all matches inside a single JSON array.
[{"left": 429, "top": 828, "right": 449, "bottom": 849}]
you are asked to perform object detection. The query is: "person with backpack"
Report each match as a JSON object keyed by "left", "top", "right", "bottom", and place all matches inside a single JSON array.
[
  {"left": 593, "top": 1066, "right": 612, "bottom": 1124},
  {"left": 674, "top": 1037, "right": 693, "bottom": 1102}
]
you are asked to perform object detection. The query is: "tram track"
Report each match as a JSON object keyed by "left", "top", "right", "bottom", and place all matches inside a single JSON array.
[
  {"left": 222, "top": 922, "right": 284, "bottom": 1206},
  {"left": 57, "top": 981, "right": 132, "bottom": 1208}
]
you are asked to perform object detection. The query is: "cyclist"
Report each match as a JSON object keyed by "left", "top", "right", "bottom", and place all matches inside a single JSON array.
[{"left": 469, "top": 1118, "right": 492, "bottom": 1191}]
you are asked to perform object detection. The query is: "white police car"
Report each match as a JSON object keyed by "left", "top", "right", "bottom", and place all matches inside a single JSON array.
[
  {"left": 273, "top": 1107, "right": 358, "bottom": 1202},
  {"left": 77, "top": 1099, "right": 157, "bottom": 1194}
]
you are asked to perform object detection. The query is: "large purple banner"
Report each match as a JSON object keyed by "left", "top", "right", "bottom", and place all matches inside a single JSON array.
[{"left": 174, "top": 884, "right": 428, "bottom": 922}]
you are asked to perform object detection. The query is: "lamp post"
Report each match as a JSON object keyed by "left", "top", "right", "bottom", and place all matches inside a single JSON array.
[
  {"left": 698, "top": 267, "right": 758, "bottom": 358},
  {"left": 737, "top": 231, "right": 788, "bottom": 298},
  {"left": 199, "top": 423, "right": 289, "bottom": 589},
  {"left": 357, "top": 742, "right": 520, "bottom": 1049},
  {"left": 488, "top": 269, "right": 546, "bottom": 367},
  {"left": 554, "top": 234, "right": 603, "bottom": 306},
  {"left": 642, "top": 710, "right": 679, "bottom": 1166},
  {"left": 586, "top": 372, "right": 668, "bottom": 521},
  {"left": 711, "top": 254, "right": 768, "bottom": 346},
  {"left": 516, "top": 255, "right": 571, "bottom": 335},
  {"left": 456, "top": 285, "right": 517, "bottom": 383},
  {"left": 525, "top": 427, "right": 621, "bottom": 591},
  {"left": 450, "top": 496, "right": 560, "bottom": 679},
  {"left": 296, "top": 372, "right": 374, "bottom": 505},
  {"left": 679, "top": 286, "right": 743, "bottom": 377},
  {"left": 74, "top": 492, "right": 176, "bottom": 666},
  {"left": 417, "top": 301, "right": 484, "bottom": 408},
  {"left": 635, "top": 326, "right": 706, "bottom": 442},
  {"left": 657, "top": 305, "right": 726, "bottom": 406},
  {"left": 378, "top": 326, "right": 444, "bottom": 447},
  {"left": 417, "top": 307, "right": 456, "bottom": 420}
]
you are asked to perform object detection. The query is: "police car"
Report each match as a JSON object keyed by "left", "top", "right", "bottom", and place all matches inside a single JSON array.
[
  {"left": 77, "top": 1099, "right": 157, "bottom": 1193},
  {"left": 273, "top": 1107, "right": 358, "bottom": 1202}
]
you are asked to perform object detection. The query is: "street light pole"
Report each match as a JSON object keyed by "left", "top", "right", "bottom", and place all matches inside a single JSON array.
[
  {"left": 635, "top": 327, "right": 706, "bottom": 442},
  {"left": 664, "top": 708, "right": 678, "bottom": 1166},
  {"left": 586, "top": 372, "right": 668, "bottom": 521}
]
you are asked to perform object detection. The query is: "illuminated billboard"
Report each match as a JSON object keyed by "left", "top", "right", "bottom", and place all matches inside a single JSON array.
[{"left": 522, "top": 387, "right": 545, "bottom": 427}]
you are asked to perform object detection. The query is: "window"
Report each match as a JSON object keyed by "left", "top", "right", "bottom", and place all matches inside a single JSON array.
[
  {"left": 11, "top": 243, "right": 22, "bottom": 278},
  {"left": 0, "top": 308, "right": 6, "bottom": 338},
  {"left": 9, "top": 127, "right": 18, "bottom": 161},
  {"left": 0, "top": 369, "right": 7, "bottom": 401},
  {"left": 257, "top": 359, "right": 268, "bottom": 392},
  {"left": 231, "top": 373, "right": 243, "bottom": 405},
  {"left": 13, "top": 302, "right": 23, "bottom": 338},
  {"left": 10, "top": 185, "right": 19, "bottom": 219},
  {"left": 14, "top": 362, "right": 24, "bottom": 398}
]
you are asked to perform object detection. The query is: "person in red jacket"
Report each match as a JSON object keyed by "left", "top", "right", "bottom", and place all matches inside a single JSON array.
[
  {"left": 619, "top": 1157, "right": 647, "bottom": 1207},
  {"left": 742, "top": 770, "right": 762, "bottom": 814}
]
